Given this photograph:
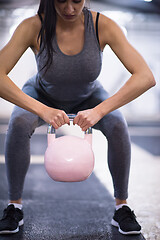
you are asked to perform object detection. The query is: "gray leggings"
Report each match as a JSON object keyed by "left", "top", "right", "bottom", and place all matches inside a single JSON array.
[{"left": 5, "top": 79, "right": 131, "bottom": 200}]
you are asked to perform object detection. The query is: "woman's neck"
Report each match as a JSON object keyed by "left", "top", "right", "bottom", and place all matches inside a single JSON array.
[{"left": 56, "top": 11, "right": 84, "bottom": 31}]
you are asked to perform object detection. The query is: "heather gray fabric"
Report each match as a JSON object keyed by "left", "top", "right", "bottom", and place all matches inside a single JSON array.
[{"left": 5, "top": 8, "right": 131, "bottom": 200}]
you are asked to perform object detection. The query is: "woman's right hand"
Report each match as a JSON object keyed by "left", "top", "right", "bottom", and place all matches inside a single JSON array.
[{"left": 40, "top": 107, "right": 70, "bottom": 129}]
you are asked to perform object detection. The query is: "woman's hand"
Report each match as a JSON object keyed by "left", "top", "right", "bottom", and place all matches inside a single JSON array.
[
  {"left": 73, "top": 108, "right": 102, "bottom": 132},
  {"left": 40, "top": 107, "right": 70, "bottom": 129}
]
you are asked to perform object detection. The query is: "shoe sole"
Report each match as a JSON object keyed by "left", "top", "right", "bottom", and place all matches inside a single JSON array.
[
  {"left": 0, "top": 219, "right": 24, "bottom": 234},
  {"left": 111, "top": 219, "right": 141, "bottom": 235}
]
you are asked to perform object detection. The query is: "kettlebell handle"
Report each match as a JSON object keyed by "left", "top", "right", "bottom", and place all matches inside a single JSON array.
[{"left": 47, "top": 114, "right": 92, "bottom": 135}]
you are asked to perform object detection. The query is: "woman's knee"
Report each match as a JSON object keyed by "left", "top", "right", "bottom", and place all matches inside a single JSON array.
[
  {"left": 111, "top": 115, "right": 128, "bottom": 135},
  {"left": 96, "top": 110, "right": 129, "bottom": 138},
  {"left": 7, "top": 107, "right": 39, "bottom": 137}
]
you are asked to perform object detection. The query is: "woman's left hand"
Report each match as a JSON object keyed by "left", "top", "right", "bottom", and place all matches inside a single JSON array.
[{"left": 73, "top": 108, "right": 102, "bottom": 131}]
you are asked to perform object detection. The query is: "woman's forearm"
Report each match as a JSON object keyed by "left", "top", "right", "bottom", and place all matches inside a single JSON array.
[
  {"left": 0, "top": 75, "right": 70, "bottom": 128},
  {"left": 94, "top": 72, "right": 156, "bottom": 117},
  {"left": 0, "top": 74, "right": 47, "bottom": 117}
]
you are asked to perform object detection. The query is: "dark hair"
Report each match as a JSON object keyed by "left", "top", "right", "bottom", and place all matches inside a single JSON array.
[
  {"left": 37, "top": 0, "right": 89, "bottom": 75},
  {"left": 37, "top": 0, "right": 56, "bottom": 74}
]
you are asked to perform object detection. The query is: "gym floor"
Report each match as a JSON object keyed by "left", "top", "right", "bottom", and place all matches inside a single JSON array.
[{"left": 0, "top": 1, "right": 160, "bottom": 239}]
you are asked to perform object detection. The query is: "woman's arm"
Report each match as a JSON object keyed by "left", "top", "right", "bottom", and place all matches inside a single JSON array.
[
  {"left": 0, "top": 17, "right": 69, "bottom": 128},
  {"left": 94, "top": 14, "right": 156, "bottom": 117},
  {"left": 74, "top": 13, "right": 156, "bottom": 131}
]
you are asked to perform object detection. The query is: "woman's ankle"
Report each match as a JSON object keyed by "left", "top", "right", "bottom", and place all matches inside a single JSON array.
[
  {"left": 9, "top": 199, "right": 22, "bottom": 204},
  {"left": 115, "top": 198, "right": 127, "bottom": 206}
]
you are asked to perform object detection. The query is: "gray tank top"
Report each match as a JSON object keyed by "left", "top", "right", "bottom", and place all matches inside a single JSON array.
[{"left": 35, "top": 8, "right": 103, "bottom": 102}]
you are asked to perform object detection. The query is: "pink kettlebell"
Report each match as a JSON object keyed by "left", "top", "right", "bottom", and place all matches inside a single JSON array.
[{"left": 44, "top": 114, "right": 95, "bottom": 182}]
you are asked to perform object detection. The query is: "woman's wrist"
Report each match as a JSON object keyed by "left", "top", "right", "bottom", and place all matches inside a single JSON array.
[
  {"left": 93, "top": 103, "right": 107, "bottom": 119},
  {"left": 34, "top": 102, "right": 50, "bottom": 120}
]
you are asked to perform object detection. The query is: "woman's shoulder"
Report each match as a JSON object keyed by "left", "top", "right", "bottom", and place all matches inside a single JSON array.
[
  {"left": 89, "top": 10, "right": 113, "bottom": 32},
  {"left": 90, "top": 10, "right": 115, "bottom": 28},
  {"left": 89, "top": 10, "right": 120, "bottom": 49},
  {"left": 12, "top": 15, "right": 42, "bottom": 53},
  {"left": 19, "top": 14, "right": 41, "bottom": 35}
]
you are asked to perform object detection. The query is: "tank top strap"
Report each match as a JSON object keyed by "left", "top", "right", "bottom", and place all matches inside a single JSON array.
[{"left": 83, "top": 8, "right": 101, "bottom": 52}]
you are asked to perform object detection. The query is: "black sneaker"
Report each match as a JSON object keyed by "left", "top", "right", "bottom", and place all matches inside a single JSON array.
[
  {"left": 111, "top": 206, "right": 141, "bottom": 235},
  {"left": 0, "top": 204, "right": 24, "bottom": 234}
]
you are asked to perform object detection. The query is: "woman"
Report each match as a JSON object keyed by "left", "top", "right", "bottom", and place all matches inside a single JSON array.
[{"left": 0, "top": 0, "right": 155, "bottom": 236}]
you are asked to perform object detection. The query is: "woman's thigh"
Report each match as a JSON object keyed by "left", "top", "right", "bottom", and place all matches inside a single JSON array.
[
  {"left": 7, "top": 77, "right": 52, "bottom": 134},
  {"left": 71, "top": 84, "right": 128, "bottom": 137},
  {"left": 71, "top": 83, "right": 110, "bottom": 113}
]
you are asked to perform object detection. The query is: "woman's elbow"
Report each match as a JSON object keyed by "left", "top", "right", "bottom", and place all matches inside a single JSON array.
[
  {"left": 147, "top": 72, "right": 156, "bottom": 88},
  {"left": 142, "top": 70, "right": 156, "bottom": 90}
]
